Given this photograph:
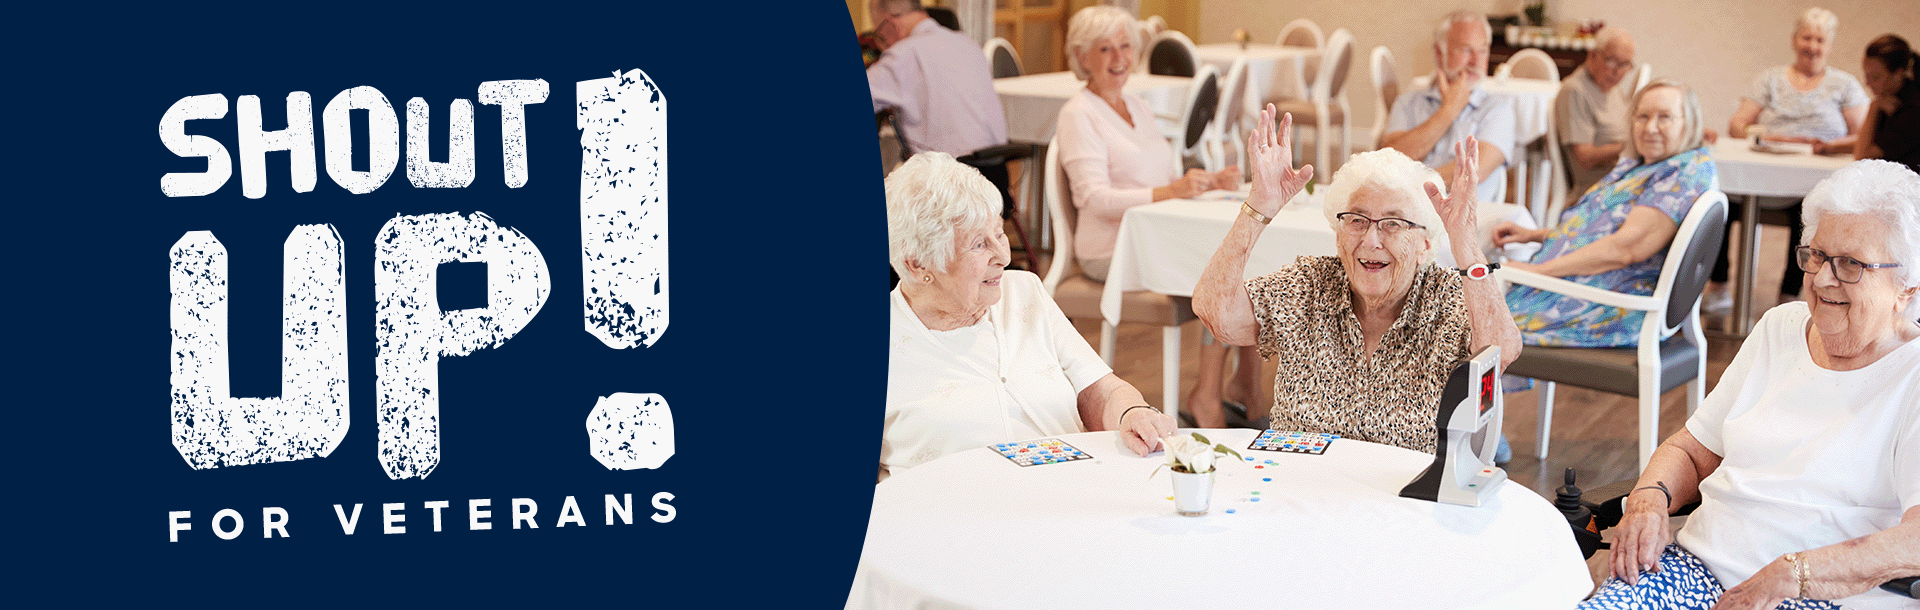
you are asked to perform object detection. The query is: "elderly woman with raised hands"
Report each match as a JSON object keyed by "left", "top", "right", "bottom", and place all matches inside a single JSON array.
[
  {"left": 1191, "top": 105, "right": 1522, "bottom": 454},
  {"left": 1582, "top": 160, "right": 1920, "bottom": 610},
  {"left": 1490, "top": 79, "right": 1716, "bottom": 347},
  {"left": 883, "top": 152, "right": 1176, "bottom": 482}
]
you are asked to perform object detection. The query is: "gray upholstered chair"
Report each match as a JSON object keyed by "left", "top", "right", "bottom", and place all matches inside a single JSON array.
[
  {"left": 1501, "top": 190, "right": 1727, "bottom": 471},
  {"left": 1040, "top": 138, "right": 1196, "bottom": 419}
]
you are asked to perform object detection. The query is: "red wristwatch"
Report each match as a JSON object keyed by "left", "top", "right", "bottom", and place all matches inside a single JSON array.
[{"left": 1458, "top": 262, "right": 1500, "bottom": 280}]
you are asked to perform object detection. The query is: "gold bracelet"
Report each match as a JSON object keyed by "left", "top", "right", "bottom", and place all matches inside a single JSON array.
[
  {"left": 1784, "top": 552, "right": 1811, "bottom": 599},
  {"left": 1240, "top": 202, "right": 1273, "bottom": 225}
]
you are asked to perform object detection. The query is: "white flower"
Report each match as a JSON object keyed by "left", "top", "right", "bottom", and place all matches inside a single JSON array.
[{"left": 1164, "top": 434, "right": 1218, "bottom": 473}]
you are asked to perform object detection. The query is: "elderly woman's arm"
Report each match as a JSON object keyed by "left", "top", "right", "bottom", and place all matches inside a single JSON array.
[
  {"left": 1505, "top": 206, "right": 1681, "bottom": 278},
  {"left": 1609, "top": 428, "right": 1724, "bottom": 583},
  {"left": 1076, "top": 373, "right": 1175, "bottom": 456},
  {"left": 1426, "top": 138, "right": 1524, "bottom": 368},
  {"left": 1195, "top": 106, "right": 1314, "bottom": 346},
  {"left": 1813, "top": 104, "right": 1870, "bottom": 154},
  {"left": 1728, "top": 99, "right": 1763, "bottom": 139},
  {"left": 1713, "top": 508, "right": 1920, "bottom": 609}
]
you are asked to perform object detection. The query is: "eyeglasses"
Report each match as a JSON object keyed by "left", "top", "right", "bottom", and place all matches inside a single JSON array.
[
  {"left": 1597, "top": 54, "right": 1633, "bottom": 71},
  {"left": 1334, "top": 212, "right": 1425, "bottom": 235},
  {"left": 1795, "top": 246, "right": 1902, "bottom": 283}
]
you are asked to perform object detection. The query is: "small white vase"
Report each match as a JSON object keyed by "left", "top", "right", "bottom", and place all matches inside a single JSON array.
[{"left": 1171, "top": 470, "right": 1214, "bottom": 516}]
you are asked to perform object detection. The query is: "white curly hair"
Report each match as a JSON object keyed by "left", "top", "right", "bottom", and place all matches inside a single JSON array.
[
  {"left": 886, "top": 152, "right": 1002, "bottom": 278},
  {"left": 1801, "top": 159, "right": 1920, "bottom": 289},
  {"left": 1319, "top": 148, "right": 1448, "bottom": 263}
]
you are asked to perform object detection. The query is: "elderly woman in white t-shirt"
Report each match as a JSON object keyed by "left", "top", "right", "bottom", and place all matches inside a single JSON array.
[
  {"left": 882, "top": 152, "right": 1176, "bottom": 482},
  {"left": 1584, "top": 160, "right": 1920, "bottom": 610},
  {"left": 1056, "top": 5, "right": 1247, "bottom": 427}
]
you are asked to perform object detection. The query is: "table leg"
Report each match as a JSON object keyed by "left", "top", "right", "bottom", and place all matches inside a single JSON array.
[{"left": 1728, "top": 194, "right": 1760, "bottom": 337}]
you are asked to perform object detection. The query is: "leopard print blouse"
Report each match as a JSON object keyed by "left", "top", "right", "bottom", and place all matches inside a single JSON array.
[{"left": 1246, "top": 256, "right": 1472, "bottom": 454}]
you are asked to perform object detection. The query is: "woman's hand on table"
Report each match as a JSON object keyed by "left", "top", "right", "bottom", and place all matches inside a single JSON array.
[
  {"left": 1423, "top": 137, "right": 1483, "bottom": 258},
  {"left": 1118, "top": 407, "right": 1175, "bottom": 456},
  {"left": 1609, "top": 487, "right": 1675, "bottom": 584},
  {"left": 1244, "top": 104, "right": 1314, "bottom": 218},
  {"left": 1166, "top": 168, "right": 1212, "bottom": 200},
  {"left": 1490, "top": 221, "right": 1547, "bottom": 248}
]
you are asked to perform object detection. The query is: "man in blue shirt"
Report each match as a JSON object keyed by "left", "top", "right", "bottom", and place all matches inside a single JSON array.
[{"left": 1381, "top": 10, "right": 1515, "bottom": 203}]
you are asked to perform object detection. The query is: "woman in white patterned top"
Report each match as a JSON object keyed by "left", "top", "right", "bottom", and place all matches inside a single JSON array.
[
  {"left": 882, "top": 152, "right": 1175, "bottom": 482},
  {"left": 1728, "top": 7, "right": 1869, "bottom": 152},
  {"left": 1190, "top": 106, "right": 1522, "bottom": 453}
]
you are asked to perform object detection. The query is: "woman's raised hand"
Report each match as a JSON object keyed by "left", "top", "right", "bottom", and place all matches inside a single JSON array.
[
  {"left": 1245, "top": 104, "right": 1314, "bottom": 217},
  {"left": 1423, "top": 137, "right": 1482, "bottom": 239}
]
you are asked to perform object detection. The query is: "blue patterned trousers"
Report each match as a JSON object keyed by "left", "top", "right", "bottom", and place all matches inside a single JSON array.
[{"left": 1580, "top": 544, "right": 1841, "bottom": 610}]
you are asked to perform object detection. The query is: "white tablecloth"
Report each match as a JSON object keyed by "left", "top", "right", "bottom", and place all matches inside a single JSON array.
[
  {"left": 1193, "top": 43, "right": 1319, "bottom": 108},
  {"left": 1100, "top": 190, "right": 1540, "bottom": 325},
  {"left": 847, "top": 429, "right": 1594, "bottom": 610},
  {"left": 1710, "top": 139, "right": 1851, "bottom": 198},
  {"left": 995, "top": 71, "right": 1192, "bottom": 144}
]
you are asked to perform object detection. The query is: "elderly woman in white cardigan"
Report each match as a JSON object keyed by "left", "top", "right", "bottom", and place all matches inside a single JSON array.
[
  {"left": 882, "top": 152, "right": 1175, "bottom": 482},
  {"left": 1586, "top": 160, "right": 1920, "bottom": 610}
]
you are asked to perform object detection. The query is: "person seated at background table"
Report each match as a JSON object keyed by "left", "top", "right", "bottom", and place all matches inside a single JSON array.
[
  {"left": 1491, "top": 79, "right": 1715, "bottom": 347},
  {"left": 1056, "top": 5, "right": 1246, "bottom": 428},
  {"left": 882, "top": 152, "right": 1176, "bottom": 482},
  {"left": 1714, "top": 7, "right": 1871, "bottom": 309},
  {"left": 1192, "top": 104, "right": 1522, "bottom": 455},
  {"left": 1057, "top": 5, "right": 1239, "bottom": 283},
  {"left": 1559, "top": 28, "right": 1638, "bottom": 197},
  {"left": 866, "top": 0, "right": 1007, "bottom": 158},
  {"left": 1855, "top": 34, "right": 1920, "bottom": 174},
  {"left": 1583, "top": 159, "right": 1920, "bottom": 610},
  {"left": 1381, "top": 10, "right": 1514, "bottom": 204}
]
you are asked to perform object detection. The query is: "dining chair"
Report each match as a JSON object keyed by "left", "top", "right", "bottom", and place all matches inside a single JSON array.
[
  {"left": 1041, "top": 138, "right": 1196, "bottom": 419},
  {"left": 1369, "top": 45, "right": 1398, "bottom": 150},
  {"left": 1209, "top": 57, "right": 1253, "bottom": 173},
  {"left": 1275, "top": 18, "right": 1325, "bottom": 99},
  {"left": 1145, "top": 30, "right": 1199, "bottom": 77},
  {"left": 1273, "top": 28, "right": 1354, "bottom": 175},
  {"left": 1172, "top": 64, "right": 1222, "bottom": 172},
  {"left": 1496, "top": 48, "right": 1562, "bottom": 213},
  {"left": 983, "top": 37, "right": 1023, "bottom": 79},
  {"left": 1502, "top": 190, "right": 1727, "bottom": 471}
]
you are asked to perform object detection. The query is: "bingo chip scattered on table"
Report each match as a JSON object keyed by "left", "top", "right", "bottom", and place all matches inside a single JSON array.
[
  {"left": 991, "top": 438, "right": 1092, "bottom": 467},
  {"left": 1248, "top": 430, "right": 1339, "bottom": 455}
]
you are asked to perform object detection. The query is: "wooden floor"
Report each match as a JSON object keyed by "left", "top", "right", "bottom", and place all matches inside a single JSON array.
[{"left": 1043, "top": 222, "right": 1796, "bottom": 588}]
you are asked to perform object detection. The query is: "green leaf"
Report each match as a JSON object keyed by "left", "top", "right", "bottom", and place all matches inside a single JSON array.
[
  {"left": 1213, "top": 443, "right": 1243, "bottom": 461},
  {"left": 1191, "top": 432, "right": 1212, "bottom": 445}
]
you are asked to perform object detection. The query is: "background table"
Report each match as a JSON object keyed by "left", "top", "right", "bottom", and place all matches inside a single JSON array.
[
  {"left": 848, "top": 429, "right": 1594, "bottom": 610},
  {"left": 1193, "top": 43, "right": 1319, "bottom": 111},
  {"left": 995, "top": 71, "right": 1192, "bottom": 145},
  {"left": 1709, "top": 140, "right": 1852, "bottom": 335},
  {"left": 1100, "top": 190, "right": 1539, "bottom": 326}
]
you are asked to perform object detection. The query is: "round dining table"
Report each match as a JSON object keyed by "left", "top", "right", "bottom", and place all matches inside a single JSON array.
[{"left": 847, "top": 429, "right": 1594, "bottom": 610}]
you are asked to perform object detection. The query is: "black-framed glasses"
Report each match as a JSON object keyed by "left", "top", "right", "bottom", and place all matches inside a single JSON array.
[
  {"left": 1334, "top": 212, "right": 1425, "bottom": 235},
  {"left": 1795, "top": 246, "right": 1902, "bottom": 284}
]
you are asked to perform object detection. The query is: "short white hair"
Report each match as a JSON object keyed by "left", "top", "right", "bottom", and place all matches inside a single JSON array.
[
  {"left": 1801, "top": 159, "right": 1920, "bottom": 288},
  {"left": 1593, "top": 28, "right": 1633, "bottom": 54},
  {"left": 1320, "top": 149, "right": 1447, "bottom": 263},
  {"left": 1795, "top": 7, "right": 1838, "bottom": 38},
  {"left": 1432, "top": 10, "right": 1489, "bottom": 52},
  {"left": 1624, "top": 79, "right": 1706, "bottom": 163},
  {"left": 1065, "top": 5, "right": 1137, "bottom": 81},
  {"left": 887, "top": 152, "right": 1002, "bottom": 277}
]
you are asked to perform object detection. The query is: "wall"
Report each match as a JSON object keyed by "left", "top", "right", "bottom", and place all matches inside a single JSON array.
[{"left": 1199, "top": 0, "right": 1920, "bottom": 148}]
